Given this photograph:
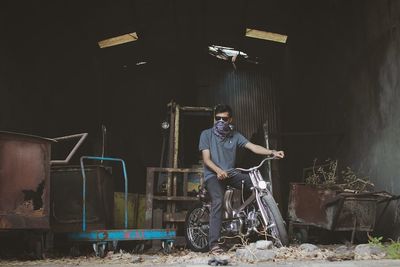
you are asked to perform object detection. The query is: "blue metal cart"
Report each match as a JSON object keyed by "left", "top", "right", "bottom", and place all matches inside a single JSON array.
[{"left": 66, "top": 156, "right": 175, "bottom": 257}]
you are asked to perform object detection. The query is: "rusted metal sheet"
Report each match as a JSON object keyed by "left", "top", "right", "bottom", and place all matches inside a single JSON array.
[
  {"left": 288, "top": 183, "right": 337, "bottom": 228},
  {"left": 288, "top": 183, "right": 378, "bottom": 231},
  {"left": 195, "top": 67, "right": 281, "bottom": 201},
  {"left": 331, "top": 197, "right": 377, "bottom": 231},
  {"left": 196, "top": 67, "right": 278, "bottom": 138},
  {"left": 0, "top": 131, "right": 55, "bottom": 229}
]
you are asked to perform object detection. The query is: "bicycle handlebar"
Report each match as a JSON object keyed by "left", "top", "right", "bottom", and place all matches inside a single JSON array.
[{"left": 236, "top": 156, "right": 276, "bottom": 172}]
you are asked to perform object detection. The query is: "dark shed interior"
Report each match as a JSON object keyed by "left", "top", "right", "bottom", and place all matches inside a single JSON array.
[{"left": 1, "top": 0, "right": 400, "bottom": 240}]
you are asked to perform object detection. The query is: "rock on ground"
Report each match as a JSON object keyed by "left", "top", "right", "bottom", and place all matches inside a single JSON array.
[
  {"left": 235, "top": 241, "right": 276, "bottom": 262},
  {"left": 255, "top": 240, "right": 273, "bottom": 250},
  {"left": 354, "top": 244, "right": 386, "bottom": 260},
  {"left": 299, "top": 243, "right": 319, "bottom": 252}
]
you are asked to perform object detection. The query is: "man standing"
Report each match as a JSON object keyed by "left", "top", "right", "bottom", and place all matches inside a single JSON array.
[{"left": 199, "top": 104, "right": 285, "bottom": 253}]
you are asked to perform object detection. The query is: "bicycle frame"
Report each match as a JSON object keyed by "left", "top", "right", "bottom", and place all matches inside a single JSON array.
[
  {"left": 251, "top": 170, "right": 272, "bottom": 230},
  {"left": 233, "top": 157, "right": 275, "bottom": 231}
]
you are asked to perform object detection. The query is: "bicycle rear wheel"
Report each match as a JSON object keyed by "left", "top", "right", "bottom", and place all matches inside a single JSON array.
[{"left": 260, "top": 194, "right": 289, "bottom": 247}]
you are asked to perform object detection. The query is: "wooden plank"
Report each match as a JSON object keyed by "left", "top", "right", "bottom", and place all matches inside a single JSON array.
[
  {"left": 183, "top": 172, "right": 188, "bottom": 197},
  {"left": 180, "top": 106, "right": 213, "bottom": 112},
  {"left": 98, "top": 32, "right": 138, "bottom": 48},
  {"left": 151, "top": 209, "right": 163, "bottom": 250},
  {"left": 147, "top": 167, "right": 203, "bottom": 173},
  {"left": 153, "top": 196, "right": 198, "bottom": 201},
  {"left": 163, "top": 211, "right": 187, "bottom": 222},
  {"left": 145, "top": 168, "right": 154, "bottom": 229},
  {"left": 245, "top": 28, "right": 287, "bottom": 43}
]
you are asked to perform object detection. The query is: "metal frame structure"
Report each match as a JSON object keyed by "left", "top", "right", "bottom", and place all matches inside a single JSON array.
[
  {"left": 165, "top": 101, "right": 213, "bottom": 168},
  {"left": 146, "top": 167, "right": 204, "bottom": 245},
  {"left": 145, "top": 102, "right": 212, "bottom": 246}
]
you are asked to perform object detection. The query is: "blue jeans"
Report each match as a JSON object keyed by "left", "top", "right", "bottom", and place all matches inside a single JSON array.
[{"left": 205, "top": 172, "right": 252, "bottom": 249}]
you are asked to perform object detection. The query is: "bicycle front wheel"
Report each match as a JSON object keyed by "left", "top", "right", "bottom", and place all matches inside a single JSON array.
[
  {"left": 260, "top": 193, "right": 289, "bottom": 247},
  {"left": 184, "top": 203, "right": 210, "bottom": 252}
]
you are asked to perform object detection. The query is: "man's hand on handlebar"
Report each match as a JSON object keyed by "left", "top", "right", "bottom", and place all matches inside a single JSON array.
[
  {"left": 271, "top": 150, "right": 285, "bottom": 159},
  {"left": 217, "top": 170, "right": 229, "bottom": 180}
]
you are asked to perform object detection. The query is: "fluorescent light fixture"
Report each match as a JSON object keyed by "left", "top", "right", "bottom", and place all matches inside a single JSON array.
[
  {"left": 208, "top": 45, "right": 248, "bottom": 60},
  {"left": 208, "top": 45, "right": 258, "bottom": 68},
  {"left": 98, "top": 32, "right": 138, "bottom": 48},
  {"left": 245, "top": 28, "right": 287, "bottom": 43}
]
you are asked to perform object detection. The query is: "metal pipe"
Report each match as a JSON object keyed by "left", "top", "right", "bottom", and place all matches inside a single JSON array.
[
  {"left": 101, "top": 125, "right": 107, "bottom": 164},
  {"left": 51, "top": 133, "right": 88, "bottom": 165},
  {"left": 168, "top": 102, "right": 175, "bottom": 167},
  {"left": 80, "top": 156, "right": 128, "bottom": 231},
  {"left": 179, "top": 106, "right": 213, "bottom": 112},
  {"left": 173, "top": 105, "right": 180, "bottom": 168},
  {"left": 172, "top": 105, "right": 180, "bottom": 215},
  {"left": 263, "top": 123, "right": 273, "bottom": 194}
]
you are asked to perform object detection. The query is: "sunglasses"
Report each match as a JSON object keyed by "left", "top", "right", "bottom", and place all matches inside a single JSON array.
[{"left": 215, "top": 116, "right": 230, "bottom": 122}]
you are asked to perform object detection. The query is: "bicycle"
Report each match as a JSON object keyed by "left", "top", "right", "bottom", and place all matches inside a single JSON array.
[{"left": 184, "top": 157, "right": 289, "bottom": 252}]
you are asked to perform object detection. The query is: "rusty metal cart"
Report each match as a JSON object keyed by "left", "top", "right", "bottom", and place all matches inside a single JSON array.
[
  {"left": 66, "top": 156, "right": 176, "bottom": 257},
  {"left": 0, "top": 131, "right": 88, "bottom": 258},
  {"left": 287, "top": 183, "right": 392, "bottom": 243}
]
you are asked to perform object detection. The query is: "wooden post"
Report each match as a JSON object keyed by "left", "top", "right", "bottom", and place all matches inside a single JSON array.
[{"left": 145, "top": 168, "right": 154, "bottom": 229}]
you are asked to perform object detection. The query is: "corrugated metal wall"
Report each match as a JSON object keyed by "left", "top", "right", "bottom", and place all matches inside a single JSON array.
[{"left": 196, "top": 63, "right": 279, "bottom": 140}]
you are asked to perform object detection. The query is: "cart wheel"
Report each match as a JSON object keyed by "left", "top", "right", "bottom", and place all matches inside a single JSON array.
[
  {"left": 134, "top": 243, "right": 145, "bottom": 254},
  {"left": 70, "top": 244, "right": 80, "bottom": 257},
  {"left": 107, "top": 241, "right": 118, "bottom": 252},
  {"left": 162, "top": 241, "right": 174, "bottom": 254},
  {"left": 93, "top": 242, "right": 107, "bottom": 258}
]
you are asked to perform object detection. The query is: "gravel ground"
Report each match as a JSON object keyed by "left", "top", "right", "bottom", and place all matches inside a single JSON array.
[{"left": 0, "top": 243, "right": 394, "bottom": 267}]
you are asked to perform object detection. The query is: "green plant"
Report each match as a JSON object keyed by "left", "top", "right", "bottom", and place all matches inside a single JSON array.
[
  {"left": 387, "top": 241, "right": 400, "bottom": 259},
  {"left": 367, "top": 235, "right": 400, "bottom": 259},
  {"left": 367, "top": 235, "right": 384, "bottom": 248}
]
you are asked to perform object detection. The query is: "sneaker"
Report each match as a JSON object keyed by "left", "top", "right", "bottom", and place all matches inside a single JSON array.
[
  {"left": 209, "top": 245, "right": 224, "bottom": 255},
  {"left": 208, "top": 257, "right": 228, "bottom": 266}
]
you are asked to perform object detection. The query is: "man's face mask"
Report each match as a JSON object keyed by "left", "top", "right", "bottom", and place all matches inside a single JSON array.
[{"left": 213, "top": 120, "right": 231, "bottom": 138}]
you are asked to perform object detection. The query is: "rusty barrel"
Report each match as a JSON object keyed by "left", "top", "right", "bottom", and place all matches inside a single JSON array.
[{"left": 0, "top": 131, "right": 55, "bottom": 229}]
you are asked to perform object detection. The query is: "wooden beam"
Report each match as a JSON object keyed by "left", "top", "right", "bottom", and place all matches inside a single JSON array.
[
  {"left": 245, "top": 28, "right": 287, "bottom": 43},
  {"left": 98, "top": 32, "right": 138, "bottom": 48}
]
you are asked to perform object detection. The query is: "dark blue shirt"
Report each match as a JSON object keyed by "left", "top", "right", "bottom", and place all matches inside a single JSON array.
[{"left": 199, "top": 128, "right": 249, "bottom": 181}]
